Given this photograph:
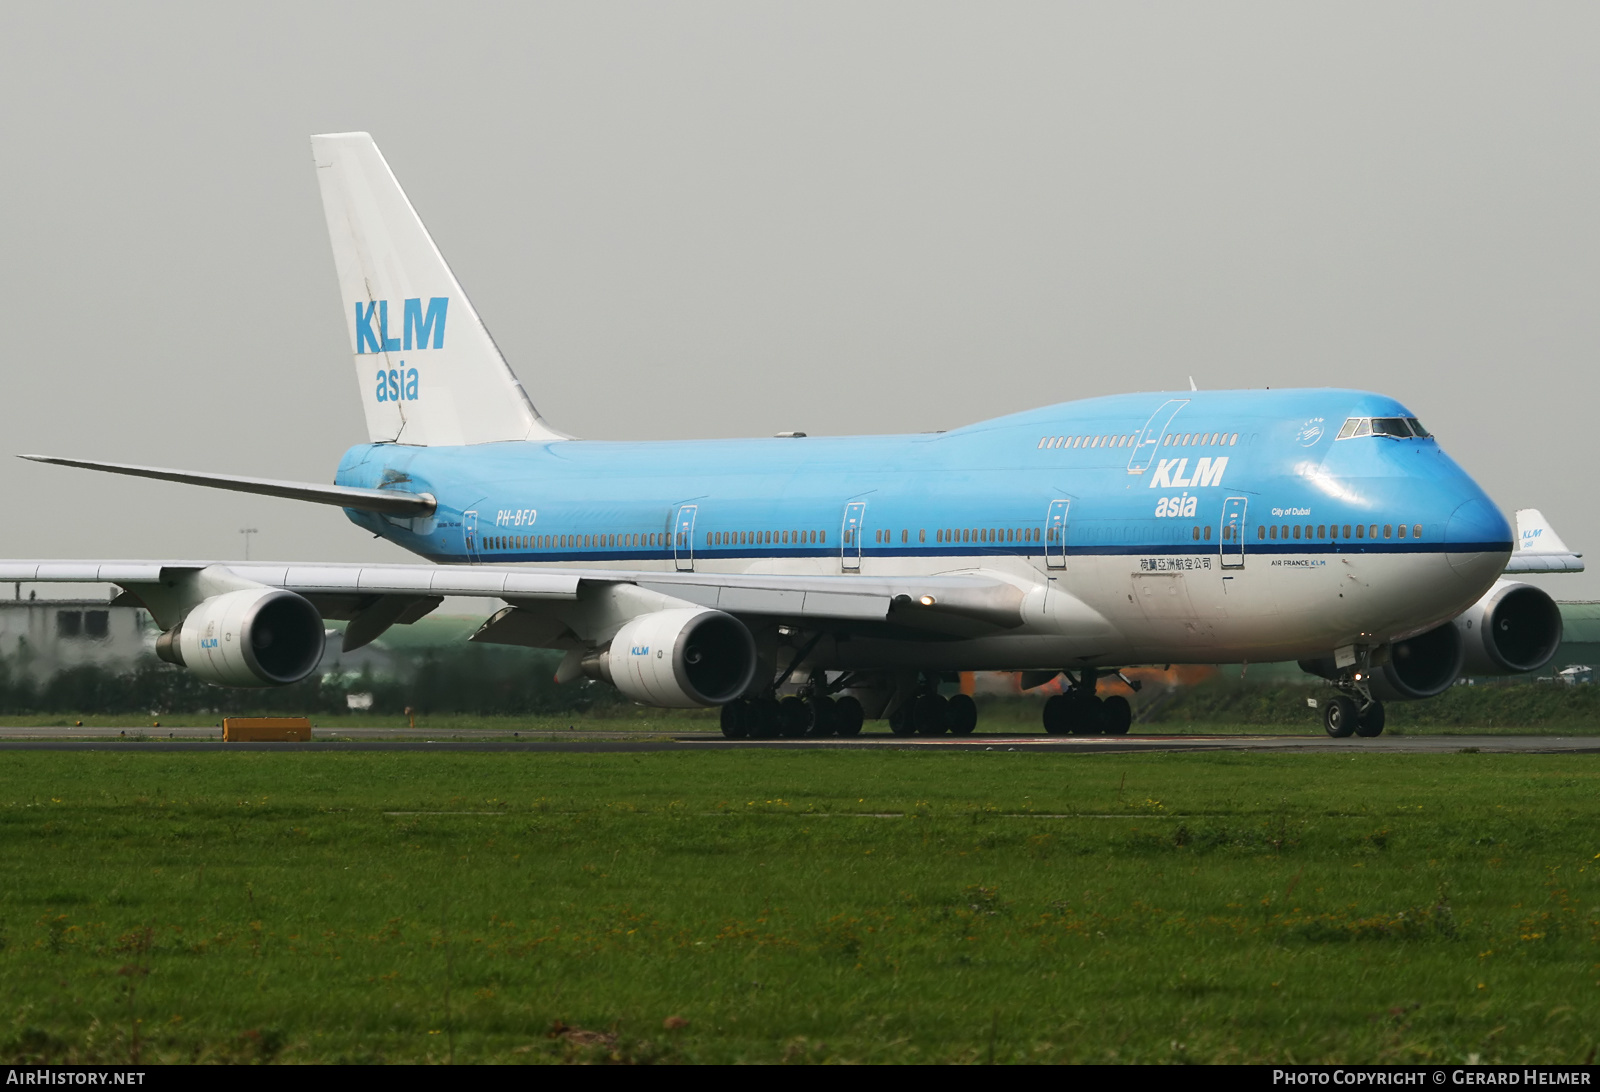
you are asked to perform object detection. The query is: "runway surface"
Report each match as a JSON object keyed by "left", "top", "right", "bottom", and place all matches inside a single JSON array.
[{"left": 0, "top": 728, "right": 1596, "bottom": 754}]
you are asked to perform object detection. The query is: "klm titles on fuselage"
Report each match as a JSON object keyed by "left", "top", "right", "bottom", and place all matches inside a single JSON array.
[
  {"left": 354, "top": 297, "right": 449, "bottom": 403},
  {"left": 1150, "top": 456, "right": 1228, "bottom": 517}
]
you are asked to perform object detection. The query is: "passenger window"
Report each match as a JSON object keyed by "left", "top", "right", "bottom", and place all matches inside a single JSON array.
[
  {"left": 1369, "top": 525, "right": 1378, "bottom": 539},
  {"left": 1412, "top": 525, "right": 1421, "bottom": 539},
  {"left": 1203, "top": 525, "right": 1212, "bottom": 541},
  {"left": 1398, "top": 524, "right": 1407, "bottom": 539},
  {"left": 1317, "top": 525, "right": 1325, "bottom": 539},
  {"left": 1355, "top": 525, "right": 1365, "bottom": 539},
  {"left": 1192, "top": 526, "right": 1201, "bottom": 541},
  {"left": 1257, "top": 526, "right": 1265, "bottom": 540},
  {"left": 1384, "top": 524, "right": 1392, "bottom": 539},
  {"left": 1293, "top": 525, "right": 1302, "bottom": 540}
]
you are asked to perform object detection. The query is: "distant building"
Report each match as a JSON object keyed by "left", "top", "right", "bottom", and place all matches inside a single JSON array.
[
  {"left": 0, "top": 597, "right": 153, "bottom": 679},
  {"left": 0, "top": 591, "right": 406, "bottom": 682}
]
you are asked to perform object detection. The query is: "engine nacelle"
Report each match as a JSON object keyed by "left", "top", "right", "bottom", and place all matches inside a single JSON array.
[
  {"left": 584, "top": 608, "right": 757, "bottom": 708},
  {"left": 1454, "top": 579, "right": 1563, "bottom": 676},
  {"left": 1368, "top": 622, "right": 1465, "bottom": 701},
  {"left": 155, "top": 588, "right": 325, "bottom": 688}
]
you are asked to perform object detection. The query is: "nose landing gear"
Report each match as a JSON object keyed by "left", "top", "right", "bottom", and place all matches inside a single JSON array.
[{"left": 1318, "top": 665, "right": 1386, "bottom": 739}]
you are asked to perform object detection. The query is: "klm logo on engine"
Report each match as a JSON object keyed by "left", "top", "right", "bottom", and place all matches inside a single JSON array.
[
  {"left": 630, "top": 645, "right": 650, "bottom": 657},
  {"left": 356, "top": 298, "right": 448, "bottom": 404},
  {"left": 1148, "top": 457, "right": 1228, "bottom": 489}
]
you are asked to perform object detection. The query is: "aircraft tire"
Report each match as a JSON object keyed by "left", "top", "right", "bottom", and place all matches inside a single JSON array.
[
  {"left": 947, "top": 693, "right": 978, "bottom": 735},
  {"left": 720, "top": 700, "right": 750, "bottom": 740},
  {"left": 750, "top": 698, "right": 782, "bottom": 740},
  {"left": 1355, "top": 701, "right": 1386, "bottom": 738},
  {"left": 1068, "top": 694, "right": 1106, "bottom": 735},
  {"left": 913, "top": 693, "right": 950, "bottom": 735},
  {"left": 1102, "top": 695, "right": 1132, "bottom": 735},
  {"left": 778, "top": 696, "right": 810, "bottom": 738},
  {"left": 805, "top": 696, "right": 838, "bottom": 737},
  {"left": 888, "top": 703, "right": 915, "bottom": 736},
  {"left": 834, "top": 696, "right": 865, "bottom": 737},
  {"left": 1323, "top": 696, "right": 1358, "bottom": 738},
  {"left": 1042, "top": 694, "right": 1069, "bottom": 735}
]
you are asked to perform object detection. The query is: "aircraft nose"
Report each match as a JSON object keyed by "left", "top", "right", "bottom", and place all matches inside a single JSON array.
[{"left": 1445, "top": 496, "right": 1513, "bottom": 583}]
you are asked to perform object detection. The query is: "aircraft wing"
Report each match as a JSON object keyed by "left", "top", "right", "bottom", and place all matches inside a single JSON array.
[
  {"left": 1504, "top": 508, "right": 1584, "bottom": 573},
  {"left": 0, "top": 560, "right": 1032, "bottom": 651}
]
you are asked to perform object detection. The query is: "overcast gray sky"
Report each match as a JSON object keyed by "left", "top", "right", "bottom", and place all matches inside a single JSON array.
[{"left": 1, "top": 3, "right": 1596, "bottom": 594}]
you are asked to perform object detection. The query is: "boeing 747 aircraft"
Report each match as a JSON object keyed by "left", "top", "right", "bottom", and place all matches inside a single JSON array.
[{"left": 11, "top": 134, "right": 1581, "bottom": 740}]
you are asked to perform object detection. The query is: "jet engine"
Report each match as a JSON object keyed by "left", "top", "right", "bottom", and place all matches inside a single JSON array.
[
  {"left": 583, "top": 608, "right": 757, "bottom": 708},
  {"left": 155, "top": 588, "right": 326, "bottom": 687},
  {"left": 1367, "top": 621, "right": 1465, "bottom": 701},
  {"left": 1454, "top": 579, "right": 1563, "bottom": 676}
]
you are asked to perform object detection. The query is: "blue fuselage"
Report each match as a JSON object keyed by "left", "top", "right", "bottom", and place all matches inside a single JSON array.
[{"left": 332, "top": 388, "right": 1512, "bottom": 667}]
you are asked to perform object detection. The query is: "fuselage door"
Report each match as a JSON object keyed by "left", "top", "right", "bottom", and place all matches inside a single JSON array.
[
  {"left": 463, "top": 509, "right": 480, "bottom": 562},
  {"left": 673, "top": 504, "right": 698, "bottom": 571},
  {"left": 1221, "top": 497, "right": 1247, "bottom": 569},
  {"left": 841, "top": 501, "right": 867, "bottom": 572},
  {"left": 1045, "top": 498, "right": 1071, "bottom": 570},
  {"left": 1127, "top": 399, "right": 1189, "bottom": 474}
]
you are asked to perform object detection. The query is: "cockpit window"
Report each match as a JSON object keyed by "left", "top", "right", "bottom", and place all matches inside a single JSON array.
[{"left": 1336, "top": 416, "right": 1431, "bottom": 441}]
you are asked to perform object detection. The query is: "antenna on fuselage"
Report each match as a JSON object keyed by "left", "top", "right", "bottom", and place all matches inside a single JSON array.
[{"left": 1188, "top": 376, "right": 1198, "bottom": 391}]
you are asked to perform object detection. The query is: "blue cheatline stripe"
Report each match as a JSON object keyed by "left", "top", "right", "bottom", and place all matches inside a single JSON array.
[{"left": 424, "top": 540, "right": 1509, "bottom": 565}]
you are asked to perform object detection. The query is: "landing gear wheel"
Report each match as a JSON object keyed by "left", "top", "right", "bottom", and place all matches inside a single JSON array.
[
  {"left": 1068, "top": 694, "right": 1106, "bottom": 735},
  {"left": 888, "top": 703, "right": 915, "bottom": 736},
  {"left": 1323, "top": 695, "right": 1358, "bottom": 738},
  {"left": 1042, "top": 694, "right": 1069, "bottom": 736},
  {"left": 833, "top": 696, "right": 865, "bottom": 737},
  {"left": 1102, "top": 695, "right": 1132, "bottom": 736},
  {"left": 778, "top": 696, "right": 809, "bottom": 738},
  {"left": 805, "top": 696, "right": 838, "bottom": 737},
  {"left": 946, "top": 693, "right": 978, "bottom": 736},
  {"left": 1355, "top": 700, "right": 1386, "bottom": 738},
  {"left": 750, "top": 698, "right": 781, "bottom": 740},
  {"left": 720, "top": 700, "right": 750, "bottom": 740},
  {"left": 913, "top": 693, "right": 950, "bottom": 735}
]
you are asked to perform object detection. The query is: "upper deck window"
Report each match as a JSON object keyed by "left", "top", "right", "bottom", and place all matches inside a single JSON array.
[{"left": 1336, "top": 416, "right": 1431, "bottom": 440}]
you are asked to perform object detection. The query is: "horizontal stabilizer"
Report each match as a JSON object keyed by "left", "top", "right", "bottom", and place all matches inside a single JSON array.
[
  {"left": 19, "top": 455, "right": 435, "bottom": 517},
  {"left": 1506, "top": 508, "right": 1584, "bottom": 573}
]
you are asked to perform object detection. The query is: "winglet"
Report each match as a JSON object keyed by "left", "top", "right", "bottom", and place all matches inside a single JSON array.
[{"left": 1504, "top": 508, "right": 1584, "bottom": 573}]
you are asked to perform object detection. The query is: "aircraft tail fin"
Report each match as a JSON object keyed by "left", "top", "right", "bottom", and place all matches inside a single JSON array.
[
  {"left": 311, "top": 132, "right": 567, "bottom": 446},
  {"left": 1505, "top": 508, "right": 1584, "bottom": 573}
]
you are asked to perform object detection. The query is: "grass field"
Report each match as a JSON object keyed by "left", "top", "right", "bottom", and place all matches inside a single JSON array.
[{"left": 2, "top": 748, "right": 1598, "bottom": 1064}]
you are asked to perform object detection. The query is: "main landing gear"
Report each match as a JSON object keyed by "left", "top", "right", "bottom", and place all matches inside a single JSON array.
[
  {"left": 719, "top": 671, "right": 866, "bottom": 740},
  {"left": 887, "top": 673, "right": 979, "bottom": 737},
  {"left": 1041, "top": 668, "right": 1132, "bottom": 736}
]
